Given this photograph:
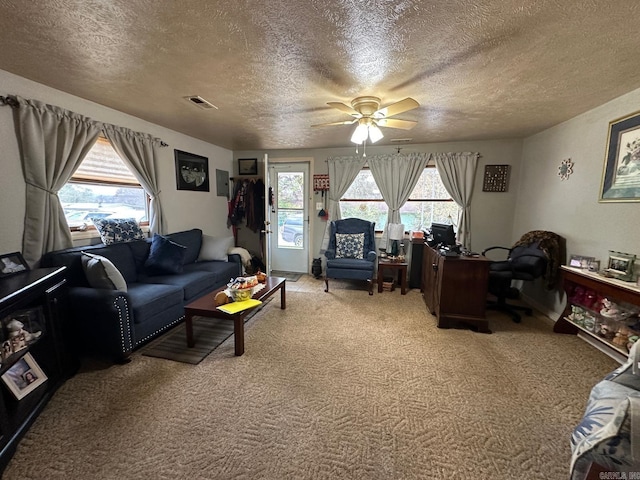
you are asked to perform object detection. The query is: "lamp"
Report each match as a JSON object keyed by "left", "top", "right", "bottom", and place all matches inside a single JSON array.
[{"left": 387, "top": 223, "right": 405, "bottom": 258}]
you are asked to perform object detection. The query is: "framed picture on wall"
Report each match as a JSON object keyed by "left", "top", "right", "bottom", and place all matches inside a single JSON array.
[
  {"left": 600, "top": 110, "right": 640, "bottom": 202},
  {"left": 238, "top": 158, "right": 258, "bottom": 176},
  {"left": 174, "top": 150, "right": 210, "bottom": 192}
]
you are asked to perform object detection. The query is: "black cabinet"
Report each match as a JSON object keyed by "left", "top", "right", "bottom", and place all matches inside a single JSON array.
[{"left": 0, "top": 267, "right": 77, "bottom": 473}]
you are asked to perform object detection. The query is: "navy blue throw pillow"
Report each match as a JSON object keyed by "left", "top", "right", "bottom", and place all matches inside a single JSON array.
[{"left": 144, "top": 234, "right": 187, "bottom": 275}]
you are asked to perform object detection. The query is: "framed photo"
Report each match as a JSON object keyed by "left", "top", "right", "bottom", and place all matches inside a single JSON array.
[
  {"left": 238, "top": 158, "right": 258, "bottom": 176},
  {"left": 174, "top": 150, "right": 210, "bottom": 192},
  {"left": 569, "top": 254, "right": 595, "bottom": 269},
  {"left": 600, "top": 110, "right": 640, "bottom": 202},
  {"left": 0, "top": 252, "right": 29, "bottom": 277},
  {"left": 1, "top": 353, "right": 47, "bottom": 400},
  {"left": 603, "top": 251, "right": 636, "bottom": 281}
]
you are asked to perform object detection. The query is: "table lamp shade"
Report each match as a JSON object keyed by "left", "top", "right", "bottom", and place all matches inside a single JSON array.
[{"left": 388, "top": 223, "right": 405, "bottom": 241}]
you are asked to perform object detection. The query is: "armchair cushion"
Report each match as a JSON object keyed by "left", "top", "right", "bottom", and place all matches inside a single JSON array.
[{"left": 335, "top": 233, "right": 365, "bottom": 259}]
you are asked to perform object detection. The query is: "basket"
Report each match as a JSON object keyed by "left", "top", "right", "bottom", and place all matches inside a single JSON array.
[{"left": 229, "top": 287, "right": 253, "bottom": 302}]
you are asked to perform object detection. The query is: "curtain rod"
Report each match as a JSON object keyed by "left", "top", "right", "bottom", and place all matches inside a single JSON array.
[{"left": 1, "top": 94, "right": 169, "bottom": 146}]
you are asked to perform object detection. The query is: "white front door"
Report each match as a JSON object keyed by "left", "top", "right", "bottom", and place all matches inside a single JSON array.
[{"left": 269, "top": 162, "right": 310, "bottom": 273}]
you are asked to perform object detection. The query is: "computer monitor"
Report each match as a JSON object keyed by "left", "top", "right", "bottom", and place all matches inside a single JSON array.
[{"left": 430, "top": 222, "right": 456, "bottom": 247}]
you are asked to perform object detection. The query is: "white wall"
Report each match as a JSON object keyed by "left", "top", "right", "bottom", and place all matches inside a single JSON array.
[
  {"left": 235, "top": 139, "right": 524, "bottom": 267},
  {"left": 516, "top": 87, "right": 640, "bottom": 315},
  {"left": 0, "top": 69, "right": 234, "bottom": 254}
]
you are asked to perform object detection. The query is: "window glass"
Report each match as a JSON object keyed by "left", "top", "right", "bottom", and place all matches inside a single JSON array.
[
  {"left": 340, "top": 168, "right": 459, "bottom": 231},
  {"left": 59, "top": 137, "right": 148, "bottom": 230}
]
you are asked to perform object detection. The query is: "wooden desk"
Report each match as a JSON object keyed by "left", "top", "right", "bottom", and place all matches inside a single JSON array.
[
  {"left": 377, "top": 260, "right": 408, "bottom": 294},
  {"left": 421, "top": 245, "right": 491, "bottom": 333}
]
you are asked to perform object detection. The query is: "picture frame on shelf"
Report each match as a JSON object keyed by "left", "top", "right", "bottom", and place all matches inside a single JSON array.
[
  {"left": 0, "top": 252, "right": 29, "bottom": 277},
  {"left": 238, "top": 158, "right": 258, "bottom": 176},
  {"left": 1, "top": 353, "right": 47, "bottom": 400},
  {"left": 603, "top": 251, "right": 636, "bottom": 281},
  {"left": 569, "top": 254, "right": 595, "bottom": 269},
  {"left": 600, "top": 110, "right": 640, "bottom": 202},
  {"left": 174, "top": 149, "right": 210, "bottom": 192}
]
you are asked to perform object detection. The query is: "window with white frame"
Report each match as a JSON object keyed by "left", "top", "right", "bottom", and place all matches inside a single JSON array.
[
  {"left": 340, "top": 167, "right": 459, "bottom": 231},
  {"left": 58, "top": 137, "right": 148, "bottom": 231}
]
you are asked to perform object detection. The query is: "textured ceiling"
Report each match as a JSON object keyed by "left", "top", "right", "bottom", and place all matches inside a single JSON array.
[{"left": 1, "top": 0, "right": 640, "bottom": 151}]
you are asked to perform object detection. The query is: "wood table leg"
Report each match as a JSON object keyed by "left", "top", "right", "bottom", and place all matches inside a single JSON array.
[
  {"left": 280, "top": 280, "right": 286, "bottom": 309},
  {"left": 233, "top": 315, "right": 244, "bottom": 356},
  {"left": 400, "top": 266, "right": 407, "bottom": 295},
  {"left": 377, "top": 266, "right": 383, "bottom": 293},
  {"left": 186, "top": 313, "right": 195, "bottom": 347}
]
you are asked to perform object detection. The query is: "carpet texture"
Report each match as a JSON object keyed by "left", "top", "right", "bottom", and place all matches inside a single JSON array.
[{"left": 3, "top": 276, "right": 618, "bottom": 480}]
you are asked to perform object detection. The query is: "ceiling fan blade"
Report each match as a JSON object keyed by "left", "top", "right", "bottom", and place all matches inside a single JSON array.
[
  {"left": 376, "top": 118, "right": 417, "bottom": 130},
  {"left": 311, "top": 119, "right": 357, "bottom": 127},
  {"left": 327, "top": 101, "right": 360, "bottom": 117},
  {"left": 374, "top": 97, "right": 419, "bottom": 118}
]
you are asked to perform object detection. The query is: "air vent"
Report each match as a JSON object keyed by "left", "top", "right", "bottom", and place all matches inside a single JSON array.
[
  {"left": 184, "top": 96, "right": 218, "bottom": 110},
  {"left": 390, "top": 138, "right": 413, "bottom": 143}
]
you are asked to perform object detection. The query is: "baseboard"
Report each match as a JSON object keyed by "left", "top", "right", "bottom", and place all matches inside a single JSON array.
[{"left": 520, "top": 292, "right": 560, "bottom": 326}]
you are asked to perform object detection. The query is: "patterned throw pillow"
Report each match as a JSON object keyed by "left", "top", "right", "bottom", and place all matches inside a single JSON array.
[
  {"left": 92, "top": 218, "right": 146, "bottom": 245},
  {"left": 335, "top": 233, "right": 365, "bottom": 259}
]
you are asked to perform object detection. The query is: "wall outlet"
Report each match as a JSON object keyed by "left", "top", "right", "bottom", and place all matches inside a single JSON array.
[{"left": 316, "top": 202, "right": 323, "bottom": 210}]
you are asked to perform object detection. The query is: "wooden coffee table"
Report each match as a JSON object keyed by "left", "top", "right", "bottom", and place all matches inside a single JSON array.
[{"left": 184, "top": 276, "right": 286, "bottom": 356}]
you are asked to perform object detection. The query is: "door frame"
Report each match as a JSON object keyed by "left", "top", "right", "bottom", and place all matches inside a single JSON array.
[{"left": 268, "top": 157, "right": 314, "bottom": 274}]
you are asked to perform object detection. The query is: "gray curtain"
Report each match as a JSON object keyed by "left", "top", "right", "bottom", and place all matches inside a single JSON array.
[
  {"left": 13, "top": 96, "right": 101, "bottom": 266},
  {"left": 103, "top": 125, "right": 165, "bottom": 234},
  {"left": 368, "top": 152, "right": 429, "bottom": 248},
  {"left": 320, "top": 155, "right": 367, "bottom": 252},
  {"left": 433, "top": 152, "right": 480, "bottom": 250}
]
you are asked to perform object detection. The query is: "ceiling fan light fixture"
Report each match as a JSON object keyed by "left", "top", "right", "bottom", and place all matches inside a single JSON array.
[
  {"left": 351, "top": 123, "right": 368, "bottom": 144},
  {"left": 368, "top": 124, "right": 383, "bottom": 143}
]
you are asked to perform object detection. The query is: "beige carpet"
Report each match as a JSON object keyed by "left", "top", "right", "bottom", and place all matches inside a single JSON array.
[{"left": 4, "top": 276, "right": 617, "bottom": 479}]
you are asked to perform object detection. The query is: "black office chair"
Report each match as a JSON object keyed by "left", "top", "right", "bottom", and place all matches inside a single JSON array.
[{"left": 482, "top": 231, "right": 561, "bottom": 323}]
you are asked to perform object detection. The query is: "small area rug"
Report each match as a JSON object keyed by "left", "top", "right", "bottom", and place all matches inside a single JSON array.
[
  {"left": 141, "top": 302, "right": 269, "bottom": 364},
  {"left": 270, "top": 270, "right": 302, "bottom": 281}
]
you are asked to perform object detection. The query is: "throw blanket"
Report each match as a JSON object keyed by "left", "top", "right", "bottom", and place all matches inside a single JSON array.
[
  {"left": 513, "top": 230, "right": 561, "bottom": 290},
  {"left": 228, "top": 247, "right": 252, "bottom": 269}
]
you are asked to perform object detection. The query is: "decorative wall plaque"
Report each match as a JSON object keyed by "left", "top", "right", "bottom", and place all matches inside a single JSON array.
[{"left": 482, "top": 164, "right": 510, "bottom": 192}]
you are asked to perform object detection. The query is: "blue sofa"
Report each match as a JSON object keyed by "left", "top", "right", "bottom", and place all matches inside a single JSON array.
[{"left": 41, "top": 228, "right": 241, "bottom": 362}]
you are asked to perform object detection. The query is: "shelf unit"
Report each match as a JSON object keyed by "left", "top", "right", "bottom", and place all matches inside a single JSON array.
[
  {"left": 554, "top": 266, "right": 640, "bottom": 363},
  {"left": 0, "top": 267, "right": 78, "bottom": 474}
]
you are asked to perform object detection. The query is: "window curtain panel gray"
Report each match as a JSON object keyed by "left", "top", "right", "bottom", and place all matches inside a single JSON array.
[
  {"left": 320, "top": 155, "right": 367, "bottom": 252},
  {"left": 368, "top": 152, "right": 429, "bottom": 248},
  {"left": 12, "top": 96, "right": 102, "bottom": 266},
  {"left": 433, "top": 152, "right": 480, "bottom": 250},
  {"left": 103, "top": 125, "right": 165, "bottom": 235}
]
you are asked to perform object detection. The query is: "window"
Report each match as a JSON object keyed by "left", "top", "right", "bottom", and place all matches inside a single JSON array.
[
  {"left": 59, "top": 137, "right": 148, "bottom": 231},
  {"left": 340, "top": 167, "right": 459, "bottom": 231}
]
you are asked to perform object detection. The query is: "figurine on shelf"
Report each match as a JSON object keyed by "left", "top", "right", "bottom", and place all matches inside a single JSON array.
[
  {"left": 612, "top": 326, "right": 634, "bottom": 349},
  {"left": 6, "top": 318, "right": 41, "bottom": 344},
  {"left": 600, "top": 298, "right": 621, "bottom": 318}
]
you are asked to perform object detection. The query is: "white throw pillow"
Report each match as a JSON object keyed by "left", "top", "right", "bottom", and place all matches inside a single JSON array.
[
  {"left": 81, "top": 252, "right": 128, "bottom": 292},
  {"left": 197, "top": 235, "right": 235, "bottom": 262}
]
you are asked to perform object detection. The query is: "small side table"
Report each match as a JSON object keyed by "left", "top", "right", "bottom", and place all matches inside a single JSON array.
[{"left": 377, "top": 260, "right": 408, "bottom": 295}]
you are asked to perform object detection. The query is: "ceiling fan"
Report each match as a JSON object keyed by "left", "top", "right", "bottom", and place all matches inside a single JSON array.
[{"left": 312, "top": 96, "right": 419, "bottom": 145}]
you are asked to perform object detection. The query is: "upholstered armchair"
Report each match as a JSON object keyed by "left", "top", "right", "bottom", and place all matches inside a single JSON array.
[{"left": 324, "top": 218, "right": 377, "bottom": 295}]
